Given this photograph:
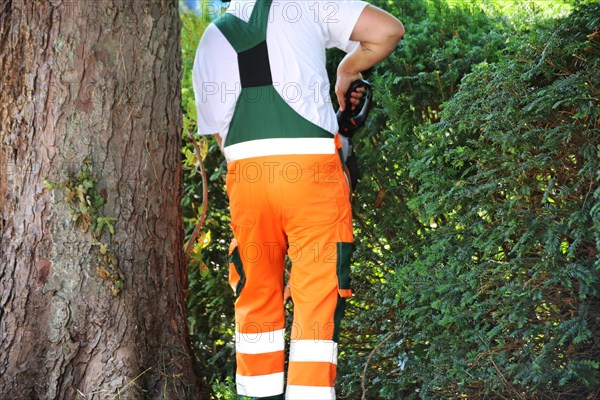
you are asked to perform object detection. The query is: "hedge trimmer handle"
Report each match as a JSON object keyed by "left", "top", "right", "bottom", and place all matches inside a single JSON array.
[{"left": 336, "top": 79, "right": 373, "bottom": 139}]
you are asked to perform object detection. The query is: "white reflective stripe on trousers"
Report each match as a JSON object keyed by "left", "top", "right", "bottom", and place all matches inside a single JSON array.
[
  {"left": 289, "top": 340, "right": 338, "bottom": 365},
  {"left": 236, "top": 373, "right": 285, "bottom": 397},
  {"left": 235, "top": 328, "right": 285, "bottom": 354},
  {"left": 224, "top": 137, "right": 336, "bottom": 163},
  {"left": 285, "top": 385, "right": 336, "bottom": 400}
]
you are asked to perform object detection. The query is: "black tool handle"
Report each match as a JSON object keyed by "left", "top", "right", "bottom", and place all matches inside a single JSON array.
[{"left": 336, "top": 79, "right": 373, "bottom": 138}]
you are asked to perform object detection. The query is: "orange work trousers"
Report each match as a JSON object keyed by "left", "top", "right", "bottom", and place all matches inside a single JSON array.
[{"left": 226, "top": 136, "right": 354, "bottom": 400}]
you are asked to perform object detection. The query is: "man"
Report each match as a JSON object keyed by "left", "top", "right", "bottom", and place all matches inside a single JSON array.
[{"left": 192, "top": 1, "right": 403, "bottom": 398}]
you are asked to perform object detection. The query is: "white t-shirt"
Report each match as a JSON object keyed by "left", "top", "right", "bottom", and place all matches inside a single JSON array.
[{"left": 192, "top": 0, "right": 368, "bottom": 144}]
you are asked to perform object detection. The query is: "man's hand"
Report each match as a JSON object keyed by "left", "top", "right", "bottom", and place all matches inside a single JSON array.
[{"left": 335, "top": 72, "right": 364, "bottom": 112}]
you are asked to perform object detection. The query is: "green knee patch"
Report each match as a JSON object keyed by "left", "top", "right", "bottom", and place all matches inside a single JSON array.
[
  {"left": 229, "top": 245, "right": 246, "bottom": 299},
  {"left": 336, "top": 242, "right": 353, "bottom": 298}
]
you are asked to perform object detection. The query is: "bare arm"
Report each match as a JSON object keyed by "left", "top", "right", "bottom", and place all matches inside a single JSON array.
[{"left": 336, "top": 5, "right": 405, "bottom": 110}]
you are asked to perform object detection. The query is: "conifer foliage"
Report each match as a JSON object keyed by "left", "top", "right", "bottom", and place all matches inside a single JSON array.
[
  {"left": 344, "top": 2, "right": 599, "bottom": 398},
  {"left": 180, "top": 1, "right": 600, "bottom": 398}
]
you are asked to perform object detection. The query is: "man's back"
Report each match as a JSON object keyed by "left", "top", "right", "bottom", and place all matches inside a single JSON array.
[{"left": 193, "top": 0, "right": 368, "bottom": 149}]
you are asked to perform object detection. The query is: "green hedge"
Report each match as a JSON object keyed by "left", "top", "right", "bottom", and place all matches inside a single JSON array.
[
  {"left": 342, "top": 2, "right": 599, "bottom": 398},
  {"left": 180, "top": 1, "right": 599, "bottom": 398}
]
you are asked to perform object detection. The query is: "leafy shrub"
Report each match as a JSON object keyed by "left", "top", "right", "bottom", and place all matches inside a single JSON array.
[
  {"left": 180, "top": 9, "right": 236, "bottom": 392},
  {"left": 344, "top": 2, "right": 599, "bottom": 398},
  {"left": 180, "top": 1, "right": 599, "bottom": 398}
]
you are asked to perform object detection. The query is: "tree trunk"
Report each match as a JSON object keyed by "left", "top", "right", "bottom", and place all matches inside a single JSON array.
[{"left": 0, "top": 0, "right": 201, "bottom": 398}]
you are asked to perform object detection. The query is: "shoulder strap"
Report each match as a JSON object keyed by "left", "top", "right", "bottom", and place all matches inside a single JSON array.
[
  {"left": 213, "top": 0, "right": 273, "bottom": 53},
  {"left": 249, "top": 0, "right": 272, "bottom": 36}
]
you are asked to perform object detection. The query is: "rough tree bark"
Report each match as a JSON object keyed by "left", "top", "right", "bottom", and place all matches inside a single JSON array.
[{"left": 0, "top": 0, "right": 201, "bottom": 398}]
